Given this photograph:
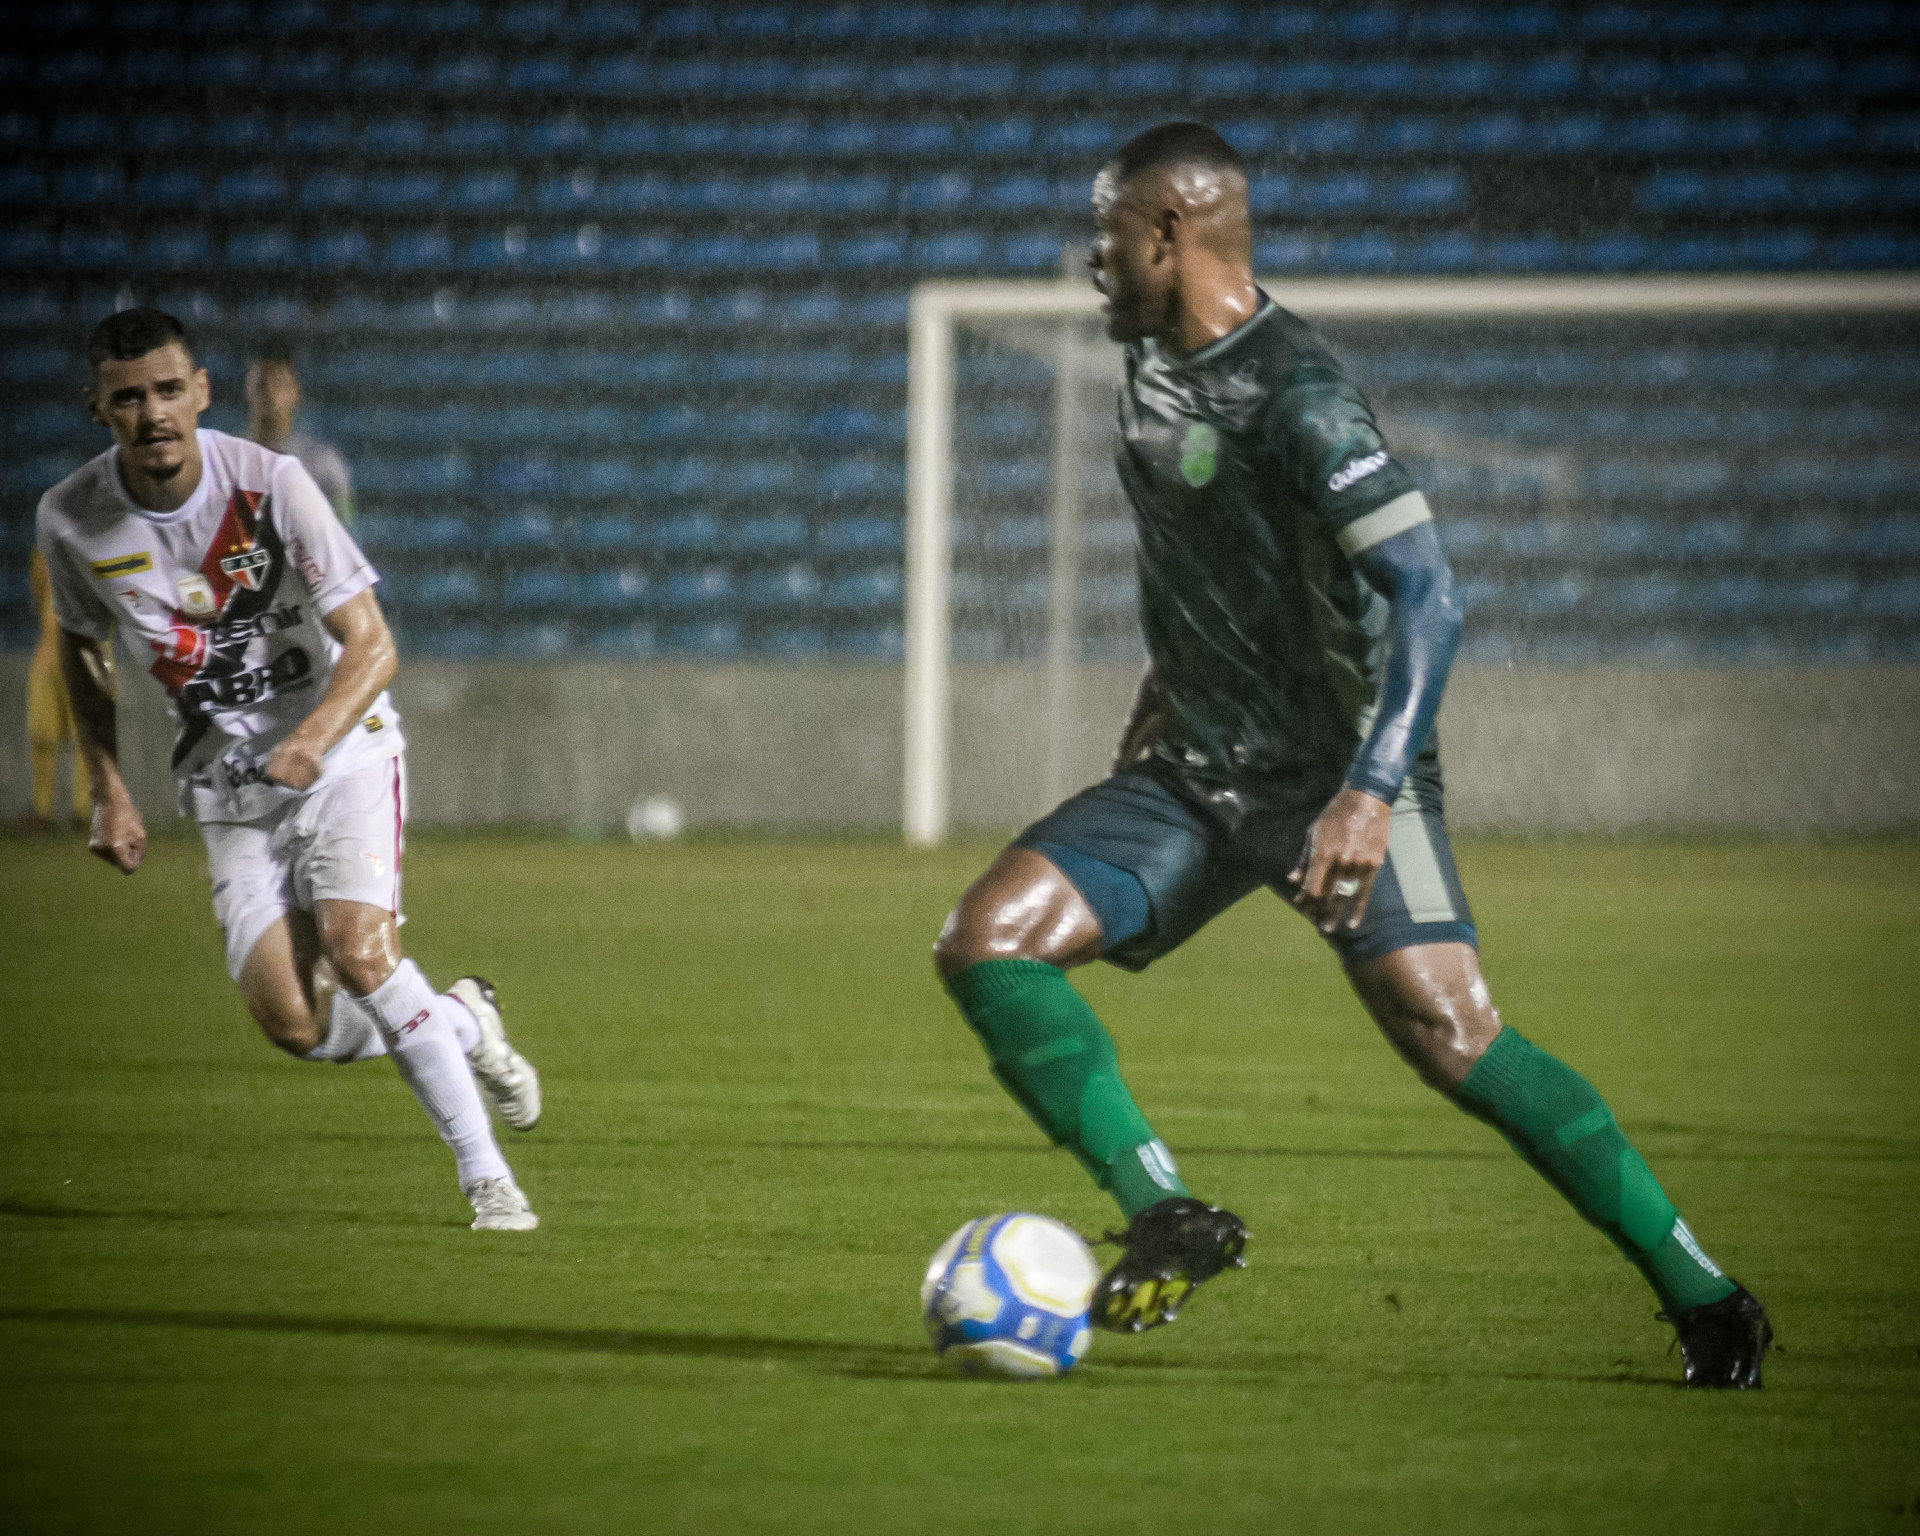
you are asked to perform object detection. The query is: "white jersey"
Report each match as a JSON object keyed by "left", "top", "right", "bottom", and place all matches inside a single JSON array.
[{"left": 36, "top": 428, "right": 403, "bottom": 823}]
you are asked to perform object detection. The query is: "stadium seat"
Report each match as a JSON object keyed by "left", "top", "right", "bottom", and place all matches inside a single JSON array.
[
  {"left": 265, "top": 52, "right": 340, "bottom": 89},
  {"left": 739, "top": 564, "right": 821, "bottom": 607},
  {"left": 385, "top": 232, "right": 453, "bottom": 271},
  {"left": 285, "top": 117, "right": 351, "bottom": 154},
  {"left": 214, "top": 168, "right": 286, "bottom": 207},
  {"left": 441, "top": 117, "right": 513, "bottom": 156},
  {"left": 361, "top": 117, "right": 429, "bottom": 154},
  {"left": 405, "top": 569, "right": 484, "bottom": 606},
  {"left": 428, "top": 55, "right": 497, "bottom": 92}
]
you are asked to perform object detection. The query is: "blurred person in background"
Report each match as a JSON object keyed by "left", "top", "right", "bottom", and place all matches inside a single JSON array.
[
  {"left": 246, "top": 338, "right": 355, "bottom": 530},
  {"left": 25, "top": 546, "right": 92, "bottom": 829}
]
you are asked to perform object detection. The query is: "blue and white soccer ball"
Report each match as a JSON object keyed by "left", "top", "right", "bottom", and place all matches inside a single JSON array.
[{"left": 920, "top": 1213, "right": 1100, "bottom": 1378}]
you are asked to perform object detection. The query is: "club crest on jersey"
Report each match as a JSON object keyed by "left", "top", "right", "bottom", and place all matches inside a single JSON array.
[
  {"left": 176, "top": 573, "right": 219, "bottom": 617},
  {"left": 220, "top": 546, "right": 273, "bottom": 591},
  {"left": 1180, "top": 422, "right": 1220, "bottom": 487}
]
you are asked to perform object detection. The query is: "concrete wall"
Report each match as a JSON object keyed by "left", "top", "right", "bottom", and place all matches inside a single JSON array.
[{"left": 4, "top": 651, "right": 1916, "bottom": 836}]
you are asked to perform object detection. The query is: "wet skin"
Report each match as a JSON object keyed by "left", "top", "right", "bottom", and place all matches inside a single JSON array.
[
  {"left": 938, "top": 156, "right": 1499, "bottom": 1097},
  {"left": 934, "top": 847, "right": 1501, "bottom": 1097},
  {"left": 65, "top": 344, "right": 408, "bottom": 1055}
]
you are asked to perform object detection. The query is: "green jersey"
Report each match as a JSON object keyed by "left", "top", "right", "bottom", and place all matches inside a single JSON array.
[{"left": 1115, "top": 295, "right": 1436, "bottom": 797}]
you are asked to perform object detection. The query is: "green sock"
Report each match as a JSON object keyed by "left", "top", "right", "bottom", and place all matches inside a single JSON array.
[
  {"left": 1457, "top": 1027, "right": 1737, "bottom": 1314},
  {"left": 946, "top": 959, "right": 1189, "bottom": 1218}
]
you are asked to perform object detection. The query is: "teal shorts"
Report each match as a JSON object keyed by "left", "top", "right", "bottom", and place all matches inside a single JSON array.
[{"left": 1015, "top": 756, "right": 1476, "bottom": 970}]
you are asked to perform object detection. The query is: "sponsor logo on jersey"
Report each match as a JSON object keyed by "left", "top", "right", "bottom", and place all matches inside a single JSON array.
[
  {"left": 91, "top": 551, "right": 152, "bottom": 579},
  {"left": 401, "top": 1009, "right": 429, "bottom": 1035},
  {"left": 176, "top": 573, "right": 219, "bottom": 617},
  {"left": 1180, "top": 422, "right": 1220, "bottom": 487},
  {"left": 153, "top": 623, "right": 209, "bottom": 669},
  {"left": 219, "top": 546, "right": 273, "bottom": 591},
  {"left": 1328, "top": 450, "right": 1390, "bottom": 492}
]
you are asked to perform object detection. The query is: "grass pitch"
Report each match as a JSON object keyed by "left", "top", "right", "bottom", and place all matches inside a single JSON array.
[{"left": 2, "top": 830, "right": 1916, "bottom": 1535}]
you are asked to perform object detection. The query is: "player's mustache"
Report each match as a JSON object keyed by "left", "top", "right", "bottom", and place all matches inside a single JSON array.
[{"left": 134, "top": 429, "right": 179, "bottom": 444}]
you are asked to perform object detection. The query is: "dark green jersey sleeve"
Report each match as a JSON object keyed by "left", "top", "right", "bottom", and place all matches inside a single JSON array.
[{"left": 1266, "top": 367, "right": 1428, "bottom": 554}]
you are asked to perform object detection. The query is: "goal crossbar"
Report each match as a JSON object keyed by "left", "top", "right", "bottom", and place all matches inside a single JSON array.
[{"left": 902, "top": 271, "right": 1920, "bottom": 846}]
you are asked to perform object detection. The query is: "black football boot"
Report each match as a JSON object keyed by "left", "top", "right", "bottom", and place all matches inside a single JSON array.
[
  {"left": 1669, "top": 1282, "right": 1773, "bottom": 1389},
  {"left": 1092, "top": 1197, "right": 1248, "bottom": 1333}
]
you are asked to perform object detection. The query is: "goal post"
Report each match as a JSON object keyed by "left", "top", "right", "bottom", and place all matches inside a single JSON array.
[{"left": 903, "top": 272, "right": 1920, "bottom": 847}]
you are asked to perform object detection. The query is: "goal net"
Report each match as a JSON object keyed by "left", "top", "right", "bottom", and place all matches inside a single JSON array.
[{"left": 903, "top": 273, "right": 1920, "bottom": 844}]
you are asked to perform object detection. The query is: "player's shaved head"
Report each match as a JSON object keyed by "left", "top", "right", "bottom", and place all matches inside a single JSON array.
[
  {"left": 1088, "top": 122, "right": 1258, "bottom": 350},
  {"left": 1095, "top": 122, "right": 1252, "bottom": 262}
]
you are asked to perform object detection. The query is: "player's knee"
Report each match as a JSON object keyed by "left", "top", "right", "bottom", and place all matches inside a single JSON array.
[
  {"left": 931, "top": 890, "right": 1072, "bottom": 980},
  {"left": 317, "top": 913, "right": 400, "bottom": 997},
  {"left": 1398, "top": 999, "right": 1501, "bottom": 1095}
]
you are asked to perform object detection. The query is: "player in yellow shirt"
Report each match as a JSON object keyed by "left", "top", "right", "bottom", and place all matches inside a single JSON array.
[{"left": 26, "top": 547, "right": 91, "bottom": 828}]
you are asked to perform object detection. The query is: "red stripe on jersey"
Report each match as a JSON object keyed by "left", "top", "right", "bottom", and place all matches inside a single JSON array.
[
  {"left": 198, "top": 489, "right": 263, "bottom": 612},
  {"left": 390, "top": 757, "right": 404, "bottom": 914}
]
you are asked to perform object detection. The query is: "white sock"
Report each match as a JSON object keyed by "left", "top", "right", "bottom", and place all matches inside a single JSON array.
[
  {"left": 303, "top": 991, "right": 390, "bottom": 1063},
  {"left": 441, "top": 990, "right": 482, "bottom": 1055},
  {"left": 361, "top": 959, "right": 510, "bottom": 1188}
]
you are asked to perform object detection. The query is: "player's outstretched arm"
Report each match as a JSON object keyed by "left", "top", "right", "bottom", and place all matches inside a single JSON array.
[
  {"left": 1290, "top": 522, "right": 1463, "bottom": 932},
  {"left": 57, "top": 626, "right": 144, "bottom": 874},
  {"left": 262, "top": 589, "right": 396, "bottom": 792},
  {"left": 1112, "top": 662, "right": 1167, "bottom": 771}
]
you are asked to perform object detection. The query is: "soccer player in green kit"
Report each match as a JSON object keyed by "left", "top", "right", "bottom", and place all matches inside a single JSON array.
[{"left": 933, "top": 123, "right": 1772, "bottom": 1387}]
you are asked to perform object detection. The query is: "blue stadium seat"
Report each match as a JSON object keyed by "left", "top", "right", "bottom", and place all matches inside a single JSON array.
[
  {"left": 206, "top": 114, "right": 274, "bottom": 153},
  {"left": 300, "top": 171, "right": 359, "bottom": 208},
  {"left": 405, "top": 570, "right": 483, "bottom": 606},
  {"left": 914, "top": 233, "right": 986, "bottom": 269},
  {"left": 510, "top": 58, "right": 574, "bottom": 91},
  {"left": 1001, "top": 234, "right": 1064, "bottom": 270},
  {"left": 265, "top": 52, "right": 340, "bottom": 89},
  {"left": 739, "top": 564, "right": 820, "bottom": 607},
  {"left": 347, "top": 56, "right": 415, "bottom": 90},
  {"left": 428, "top": 55, "right": 497, "bottom": 91},
  {"left": 192, "top": 49, "right": 260, "bottom": 89},
  {"left": 305, "top": 231, "right": 372, "bottom": 270},
  {"left": 363, "top": 172, "right": 442, "bottom": 211},
  {"left": 0, "top": 166, "right": 45, "bottom": 203},
  {"left": 413, "top": 1, "right": 488, "bottom": 32},
  {"left": 361, "top": 118, "right": 429, "bottom": 155},
  {"left": 502, "top": 570, "right": 580, "bottom": 608},
  {"left": 385, "top": 232, "right": 453, "bottom": 270},
  {"left": 1190, "top": 61, "right": 1264, "bottom": 98},
  {"left": 570, "top": 4, "right": 644, "bottom": 40},
  {"left": 733, "top": 514, "right": 809, "bottom": 551},
  {"left": 358, "top": 514, "right": 473, "bottom": 552},
  {"left": 441, "top": 117, "right": 512, "bottom": 156},
  {"left": 579, "top": 570, "right": 650, "bottom": 608},
  {"left": 650, "top": 511, "right": 722, "bottom": 550},
  {"left": 568, "top": 460, "right": 639, "bottom": 498},
  {"left": 284, "top": 117, "right": 350, "bottom": 155},
  {"left": 661, "top": 568, "right": 732, "bottom": 607},
  {"left": 225, "top": 229, "right": 296, "bottom": 266},
  {"left": 48, "top": 113, "right": 116, "bottom": 149},
  {"left": 823, "top": 569, "right": 903, "bottom": 609},
  {"left": 899, "top": 172, "right": 972, "bottom": 212},
  {"left": 490, "top": 508, "right": 557, "bottom": 544},
  {"left": 1107, "top": 60, "right": 1181, "bottom": 96},
  {"left": 834, "top": 234, "right": 904, "bottom": 269},
  {"left": 448, "top": 171, "right": 519, "bottom": 211},
  {"left": 260, "top": 0, "right": 330, "bottom": 32},
  {"left": 572, "top": 516, "right": 641, "bottom": 550}
]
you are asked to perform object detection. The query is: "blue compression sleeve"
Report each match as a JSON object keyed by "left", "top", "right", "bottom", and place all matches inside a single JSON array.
[{"left": 1344, "top": 520, "right": 1464, "bottom": 803}]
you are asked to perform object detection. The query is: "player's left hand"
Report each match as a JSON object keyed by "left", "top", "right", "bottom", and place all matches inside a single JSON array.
[
  {"left": 1288, "top": 786, "right": 1392, "bottom": 935},
  {"left": 263, "top": 739, "right": 324, "bottom": 791}
]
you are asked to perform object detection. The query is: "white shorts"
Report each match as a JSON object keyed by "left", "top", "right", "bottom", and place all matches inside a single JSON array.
[{"left": 201, "top": 756, "right": 408, "bottom": 981}]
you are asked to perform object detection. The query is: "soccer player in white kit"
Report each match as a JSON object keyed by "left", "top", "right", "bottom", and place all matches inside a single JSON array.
[{"left": 38, "top": 308, "right": 541, "bottom": 1232}]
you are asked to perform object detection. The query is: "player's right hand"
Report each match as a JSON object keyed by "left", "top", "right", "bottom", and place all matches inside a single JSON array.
[{"left": 88, "top": 796, "right": 147, "bottom": 874}]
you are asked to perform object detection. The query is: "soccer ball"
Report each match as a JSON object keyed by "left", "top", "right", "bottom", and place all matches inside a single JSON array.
[{"left": 920, "top": 1213, "right": 1100, "bottom": 1378}]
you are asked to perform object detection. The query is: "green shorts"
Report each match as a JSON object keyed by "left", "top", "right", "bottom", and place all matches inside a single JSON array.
[{"left": 1014, "top": 756, "right": 1476, "bottom": 970}]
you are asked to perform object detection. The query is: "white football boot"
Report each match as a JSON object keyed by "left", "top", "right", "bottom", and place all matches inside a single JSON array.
[
  {"left": 448, "top": 975, "right": 542, "bottom": 1131},
  {"left": 465, "top": 1175, "right": 539, "bottom": 1232}
]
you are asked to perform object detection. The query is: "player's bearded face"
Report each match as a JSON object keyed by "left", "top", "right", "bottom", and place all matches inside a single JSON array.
[
  {"left": 91, "top": 343, "right": 209, "bottom": 481},
  {"left": 1089, "top": 172, "right": 1172, "bottom": 344}
]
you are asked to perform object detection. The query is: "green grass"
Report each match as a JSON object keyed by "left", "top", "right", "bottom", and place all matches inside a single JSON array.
[{"left": 2, "top": 831, "right": 1917, "bottom": 1535}]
